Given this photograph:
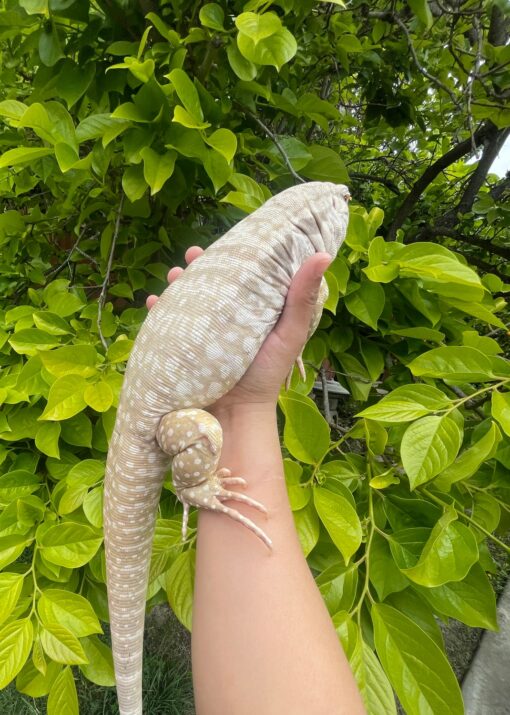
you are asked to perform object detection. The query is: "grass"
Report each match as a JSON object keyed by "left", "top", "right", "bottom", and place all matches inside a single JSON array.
[{"left": 0, "top": 650, "right": 195, "bottom": 715}]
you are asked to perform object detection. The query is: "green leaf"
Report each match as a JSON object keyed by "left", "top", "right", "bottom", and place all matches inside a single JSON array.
[
  {"left": 38, "top": 589, "right": 102, "bottom": 638},
  {"left": 349, "top": 633, "right": 397, "bottom": 715},
  {"left": 122, "top": 164, "right": 148, "bottom": 203},
  {"left": 150, "top": 517, "right": 183, "bottom": 582},
  {"left": 368, "top": 531, "right": 408, "bottom": 600},
  {"left": 40, "top": 522, "right": 102, "bottom": 568},
  {"left": 435, "top": 422, "right": 501, "bottom": 490},
  {"left": 79, "top": 636, "right": 115, "bottom": 686},
  {"left": 313, "top": 487, "right": 362, "bottom": 565},
  {"left": 199, "top": 3, "right": 225, "bottom": 30},
  {"left": 316, "top": 563, "right": 358, "bottom": 614},
  {"left": 227, "top": 40, "right": 257, "bottom": 80},
  {"left": 39, "top": 22, "right": 64, "bottom": 66},
  {"left": 0, "top": 573, "right": 24, "bottom": 626},
  {"left": 0, "top": 470, "right": 41, "bottom": 506},
  {"left": 35, "top": 422, "right": 61, "bottom": 458},
  {"left": 235, "top": 12, "right": 282, "bottom": 43},
  {"left": 491, "top": 391, "right": 510, "bottom": 436},
  {"left": 204, "top": 128, "right": 237, "bottom": 163},
  {"left": 0, "top": 99, "right": 27, "bottom": 122},
  {"left": 401, "top": 507, "right": 479, "bottom": 586},
  {"left": 19, "top": 0, "right": 48, "bottom": 13},
  {"left": 33, "top": 311, "right": 71, "bottom": 336},
  {"left": 140, "top": 147, "right": 177, "bottom": 195},
  {"left": 56, "top": 60, "right": 95, "bottom": 109},
  {"left": 165, "top": 549, "right": 195, "bottom": 631},
  {"left": 167, "top": 68, "right": 204, "bottom": 122},
  {"left": 301, "top": 145, "right": 349, "bottom": 184},
  {"left": 345, "top": 281, "right": 385, "bottom": 330},
  {"left": 471, "top": 491, "right": 501, "bottom": 538},
  {"left": 40, "top": 345, "right": 98, "bottom": 378},
  {"left": 40, "top": 624, "right": 88, "bottom": 664},
  {"left": 408, "top": 346, "right": 496, "bottom": 383},
  {"left": 8, "top": 329, "right": 60, "bottom": 355},
  {"left": 84, "top": 381, "right": 113, "bottom": 413},
  {"left": 16, "top": 659, "right": 60, "bottom": 697},
  {"left": 408, "top": 0, "right": 433, "bottom": 27},
  {"left": 47, "top": 666, "right": 78, "bottom": 715},
  {"left": 283, "top": 459, "right": 310, "bottom": 511},
  {"left": 83, "top": 487, "right": 104, "bottom": 529},
  {"left": 372, "top": 603, "right": 463, "bottom": 715},
  {"left": 401, "top": 414, "right": 463, "bottom": 488},
  {"left": 61, "top": 412, "right": 92, "bottom": 448},
  {"left": 0, "top": 534, "right": 34, "bottom": 570},
  {"left": 357, "top": 384, "right": 451, "bottom": 422},
  {"left": 385, "top": 588, "right": 444, "bottom": 649},
  {"left": 397, "top": 244, "right": 484, "bottom": 301},
  {"left": 0, "top": 147, "right": 54, "bottom": 169},
  {"left": 293, "top": 501, "right": 320, "bottom": 556},
  {"left": 0, "top": 619, "right": 33, "bottom": 688},
  {"left": 39, "top": 375, "right": 87, "bottom": 421},
  {"left": 237, "top": 27, "right": 297, "bottom": 70},
  {"left": 279, "top": 392, "right": 330, "bottom": 464},
  {"left": 415, "top": 562, "right": 498, "bottom": 630}
]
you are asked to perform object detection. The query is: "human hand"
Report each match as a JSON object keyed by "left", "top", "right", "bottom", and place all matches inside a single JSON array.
[{"left": 146, "top": 246, "right": 332, "bottom": 411}]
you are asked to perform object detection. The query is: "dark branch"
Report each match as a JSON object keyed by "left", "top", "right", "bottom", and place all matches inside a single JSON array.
[
  {"left": 425, "top": 227, "right": 510, "bottom": 261},
  {"left": 386, "top": 122, "right": 492, "bottom": 240},
  {"left": 349, "top": 172, "right": 400, "bottom": 194}
]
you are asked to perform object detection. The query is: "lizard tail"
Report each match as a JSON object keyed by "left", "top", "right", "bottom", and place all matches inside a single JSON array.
[{"left": 103, "top": 426, "right": 169, "bottom": 715}]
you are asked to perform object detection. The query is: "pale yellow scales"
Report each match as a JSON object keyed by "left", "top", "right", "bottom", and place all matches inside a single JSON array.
[{"left": 103, "top": 181, "right": 351, "bottom": 714}]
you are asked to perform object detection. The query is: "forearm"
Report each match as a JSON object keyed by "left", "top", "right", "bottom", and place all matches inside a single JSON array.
[{"left": 191, "top": 404, "right": 366, "bottom": 715}]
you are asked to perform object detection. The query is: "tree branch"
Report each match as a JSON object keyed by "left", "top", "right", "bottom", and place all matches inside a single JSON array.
[
  {"left": 240, "top": 106, "right": 305, "bottom": 184},
  {"left": 369, "top": 10, "right": 460, "bottom": 107},
  {"left": 386, "top": 122, "right": 492, "bottom": 240},
  {"left": 425, "top": 227, "right": 510, "bottom": 261},
  {"left": 349, "top": 172, "right": 400, "bottom": 194},
  {"left": 97, "top": 195, "right": 124, "bottom": 351}
]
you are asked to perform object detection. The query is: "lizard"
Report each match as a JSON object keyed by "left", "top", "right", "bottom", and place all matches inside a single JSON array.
[{"left": 103, "top": 180, "right": 351, "bottom": 715}]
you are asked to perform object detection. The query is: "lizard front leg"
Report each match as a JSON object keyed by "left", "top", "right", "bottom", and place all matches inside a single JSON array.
[
  {"left": 156, "top": 409, "right": 272, "bottom": 549},
  {"left": 286, "top": 276, "right": 329, "bottom": 389}
]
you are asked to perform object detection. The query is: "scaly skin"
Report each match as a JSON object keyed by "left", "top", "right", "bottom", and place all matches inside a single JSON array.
[{"left": 103, "top": 181, "right": 350, "bottom": 715}]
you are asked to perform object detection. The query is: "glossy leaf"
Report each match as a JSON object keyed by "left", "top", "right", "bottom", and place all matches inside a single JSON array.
[
  {"left": 401, "top": 414, "right": 462, "bottom": 488},
  {"left": 372, "top": 603, "right": 463, "bottom": 715},
  {"left": 313, "top": 487, "right": 362, "bottom": 565}
]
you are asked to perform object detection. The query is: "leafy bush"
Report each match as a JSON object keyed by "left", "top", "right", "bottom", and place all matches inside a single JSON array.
[{"left": 0, "top": 1, "right": 509, "bottom": 713}]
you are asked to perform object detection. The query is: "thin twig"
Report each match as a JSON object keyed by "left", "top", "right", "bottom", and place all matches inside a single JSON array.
[
  {"left": 466, "top": 15, "right": 484, "bottom": 152},
  {"left": 241, "top": 106, "right": 306, "bottom": 184},
  {"left": 320, "top": 365, "right": 332, "bottom": 424},
  {"left": 369, "top": 11, "right": 460, "bottom": 107},
  {"left": 97, "top": 195, "right": 124, "bottom": 350}
]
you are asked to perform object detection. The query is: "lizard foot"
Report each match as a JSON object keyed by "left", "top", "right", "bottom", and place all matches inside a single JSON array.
[
  {"left": 156, "top": 409, "right": 272, "bottom": 550},
  {"left": 285, "top": 354, "right": 306, "bottom": 391}
]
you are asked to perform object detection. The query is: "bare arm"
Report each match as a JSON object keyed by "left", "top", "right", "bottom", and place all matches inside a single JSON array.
[{"left": 148, "top": 248, "right": 367, "bottom": 715}]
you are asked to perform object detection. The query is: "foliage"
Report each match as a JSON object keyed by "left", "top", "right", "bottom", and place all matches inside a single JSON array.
[{"left": 0, "top": 0, "right": 509, "bottom": 714}]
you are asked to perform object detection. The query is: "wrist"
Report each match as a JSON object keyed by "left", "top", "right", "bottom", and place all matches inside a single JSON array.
[{"left": 207, "top": 400, "right": 277, "bottom": 429}]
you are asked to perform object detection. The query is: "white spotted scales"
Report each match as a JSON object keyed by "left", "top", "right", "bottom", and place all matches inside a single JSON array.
[{"left": 103, "top": 181, "right": 351, "bottom": 714}]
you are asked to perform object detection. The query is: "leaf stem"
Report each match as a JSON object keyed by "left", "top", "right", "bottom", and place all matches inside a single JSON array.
[{"left": 421, "top": 487, "right": 510, "bottom": 554}]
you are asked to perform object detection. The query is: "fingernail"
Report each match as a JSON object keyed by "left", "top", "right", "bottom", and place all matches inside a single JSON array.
[{"left": 315, "top": 254, "right": 332, "bottom": 278}]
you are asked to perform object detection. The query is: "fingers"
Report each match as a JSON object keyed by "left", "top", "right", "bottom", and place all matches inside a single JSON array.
[
  {"left": 273, "top": 252, "right": 332, "bottom": 356},
  {"left": 148, "top": 246, "right": 204, "bottom": 310},
  {"left": 166, "top": 266, "right": 184, "bottom": 283},
  {"left": 185, "top": 246, "right": 204, "bottom": 264}
]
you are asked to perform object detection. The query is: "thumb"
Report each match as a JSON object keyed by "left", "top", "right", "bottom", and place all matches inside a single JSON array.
[{"left": 273, "top": 252, "right": 332, "bottom": 357}]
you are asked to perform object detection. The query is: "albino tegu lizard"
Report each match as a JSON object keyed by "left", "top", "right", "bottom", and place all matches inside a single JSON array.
[{"left": 103, "top": 181, "right": 351, "bottom": 714}]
